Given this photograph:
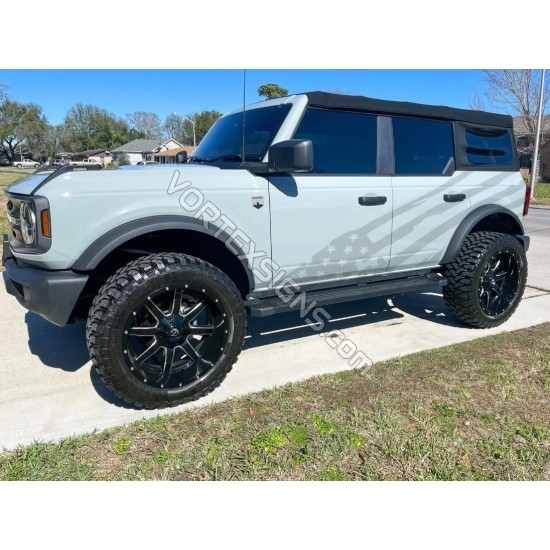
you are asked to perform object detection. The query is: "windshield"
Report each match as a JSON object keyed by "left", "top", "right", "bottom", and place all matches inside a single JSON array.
[{"left": 190, "top": 104, "right": 292, "bottom": 163}]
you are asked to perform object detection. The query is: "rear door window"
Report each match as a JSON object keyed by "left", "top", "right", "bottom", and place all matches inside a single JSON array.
[{"left": 392, "top": 117, "right": 454, "bottom": 175}]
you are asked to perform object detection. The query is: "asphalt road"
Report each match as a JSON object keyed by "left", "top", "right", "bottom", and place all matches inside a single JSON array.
[
  {"left": 523, "top": 206, "right": 550, "bottom": 291},
  {"left": 0, "top": 207, "right": 549, "bottom": 450}
]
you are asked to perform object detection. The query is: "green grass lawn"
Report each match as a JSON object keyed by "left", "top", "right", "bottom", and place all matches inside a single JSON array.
[
  {"left": 0, "top": 170, "right": 25, "bottom": 239},
  {"left": 533, "top": 182, "right": 550, "bottom": 205},
  {"left": 1, "top": 323, "right": 549, "bottom": 481}
]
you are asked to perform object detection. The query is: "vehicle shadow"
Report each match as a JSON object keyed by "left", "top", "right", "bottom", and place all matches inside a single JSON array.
[
  {"left": 89, "top": 369, "right": 136, "bottom": 408},
  {"left": 389, "top": 289, "right": 467, "bottom": 328},
  {"left": 244, "top": 287, "right": 464, "bottom": 349},
  {"left": 24, "top": 312, "right": 138, "bottom": 408},
  {"left": 25, "top": 312, "right": 89, "bottom": 372},
  {"left": 245, "top": 295, "right": 400, "bottom": 349},
  {"left": 24, "top": 287, "right": 464, "bottom": 408}
]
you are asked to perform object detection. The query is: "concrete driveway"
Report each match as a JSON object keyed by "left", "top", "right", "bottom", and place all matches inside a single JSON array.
[{"left": 1, "top": 208, "right": 549, "bottom": 450}]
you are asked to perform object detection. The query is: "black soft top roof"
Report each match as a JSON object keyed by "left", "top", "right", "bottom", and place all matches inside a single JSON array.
[{"left": 305, "top": 91, "right": 513, "bottom": 128}]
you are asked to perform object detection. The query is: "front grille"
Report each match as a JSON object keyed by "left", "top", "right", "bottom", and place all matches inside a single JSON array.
[
  {"left": 5, "top": 197, "right": 23, "bottom": 244},
  {"left": 6, "top": 200, "right": 20, "bottom": 228}
]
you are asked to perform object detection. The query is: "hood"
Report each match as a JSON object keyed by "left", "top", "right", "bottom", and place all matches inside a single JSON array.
[
  {"left": 5, "top": 164, "right": 219, "bottom": 197},
  {"left": 6, "top": 171, "right": 52, "bottom": 196}
]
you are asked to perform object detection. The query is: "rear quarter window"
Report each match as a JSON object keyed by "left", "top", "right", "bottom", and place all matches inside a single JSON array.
[{"left": 465, "top": 127, "right": 514, "bottom": 166}]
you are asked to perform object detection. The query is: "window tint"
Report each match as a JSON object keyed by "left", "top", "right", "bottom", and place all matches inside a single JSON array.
[
  {"left": 193, "top": 104, "right": 292, "bottom": 161},
  {"left": 393, "top": 117, "right": 454, "bottom": 175},
  {"left": 465, "top": 127, "right": 514, "bottom": 166},
  {"left": 293, "top": 108, "right": 377, "bottom": 174}
]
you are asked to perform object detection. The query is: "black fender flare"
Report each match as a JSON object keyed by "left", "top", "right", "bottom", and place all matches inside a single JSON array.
[
  {"left": 71, "top": 215, "right": 256, "bottom": 291},
  {"left": 440, "top": 204, "right": 527, "bottom": 264}
]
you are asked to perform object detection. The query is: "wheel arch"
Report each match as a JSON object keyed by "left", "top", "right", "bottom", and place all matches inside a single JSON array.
[
  {"left": 72, "top": 216, "right": 255, "bottom": 297},
  {"left": 440, "top": 205, "right": 526, "bottom": 265}
]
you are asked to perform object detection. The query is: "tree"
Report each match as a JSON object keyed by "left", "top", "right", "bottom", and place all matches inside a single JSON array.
[
  {"left": 163, "top": 111, "right": 222, "bottom": 146},
  {"left": 64, "top": 103, "right": 139, "bottom": 151},
  {"left": 476, "top": 70, "right": 549, "bottom": 157},
  {"left": 126, "top": 111, "right": 162, "bottom": 139},
  {"left": 41, "top": 124, "right": 68, "bottom": 161},
  {"left": 116, "top": 152, "right": 130, "bottom": 166},
  {"left": 0, "top": 99, "right": 49, "bottom": 162},
  {"left": 0, "top": 84, "right": 7, "bottom": 102},
  {"left": 257, "top": 83, "right": 288, "bottom": 100},
  {"left": 182, "top": 110, "right": 223, "bottom": 146},
  {"left": 163, "top": 112, "right": 186, "bottom": 143}
]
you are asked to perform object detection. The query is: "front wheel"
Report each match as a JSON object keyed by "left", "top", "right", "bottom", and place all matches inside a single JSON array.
[
  {"left": 443, "top": 232, "right": 527, "bottom": 328},
  {"left": 86, "top": 253, "right": 246, "bottom": 409}
]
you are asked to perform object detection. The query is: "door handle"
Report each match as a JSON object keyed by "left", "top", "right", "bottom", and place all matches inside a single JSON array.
[
  {"left": 443, "top": 193, "right": 466, "bottom": 203},
  {"left": 358, "top": 196, "right": 387, "bottom": 206}
]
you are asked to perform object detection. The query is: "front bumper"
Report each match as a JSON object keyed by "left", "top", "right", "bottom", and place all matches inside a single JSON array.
[{"left": 2, "top": 237, "right": 88, "bottom": 326}]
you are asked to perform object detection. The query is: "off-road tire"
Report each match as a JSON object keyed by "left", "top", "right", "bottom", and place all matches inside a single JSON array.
[
  {"left": 86, "top": 253, "right": 246, "bottom": 409},
  {"left": 443, "top": 231, "right": 527, "bottom": 328}
]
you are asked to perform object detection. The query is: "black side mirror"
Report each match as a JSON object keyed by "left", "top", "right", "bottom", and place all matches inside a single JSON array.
[
  {"left": 176, "top": 151, "right": 188, "bottom": 164},
  {"left": 268, "top": 140, "right": 313, "bottom": 173}
]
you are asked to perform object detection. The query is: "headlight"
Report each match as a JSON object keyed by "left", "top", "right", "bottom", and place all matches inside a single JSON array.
[
  {"left": 6, "top": 194, "right": 52, "bottom": 253},
  {"left": 20, "top": 202, "right": 37, "bottom": 246}
]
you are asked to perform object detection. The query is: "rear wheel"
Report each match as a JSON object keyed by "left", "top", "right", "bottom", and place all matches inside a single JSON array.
[
  {"left": 86, "top": 253, "right": 246, "bottom": 409},
  {"left": 443, "top": 231, "right": 527, "bottom": 328}
]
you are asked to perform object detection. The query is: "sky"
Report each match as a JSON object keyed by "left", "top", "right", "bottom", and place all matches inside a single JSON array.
[
  {"left": 0, "top": 69, "right": 488, "bottom": 126},
  {"left": 2, "top": 0, "right": 547, "bottom": 129}
]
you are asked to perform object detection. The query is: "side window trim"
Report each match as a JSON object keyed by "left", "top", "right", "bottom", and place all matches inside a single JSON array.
[{"left": 377, "top": 116, "right": 394, "bottom": 175}]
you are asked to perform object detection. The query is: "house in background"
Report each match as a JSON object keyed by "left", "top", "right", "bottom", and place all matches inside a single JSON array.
[
  {"left": 73, "top": 149, "right": 113, "bottom": 167},
  {"left": 111, "top": 138, "right": 182, "bottom": 165},
  {"left": 11, "top": 148, "right": 31, "bottom": 162},
  {"left": 152, "top": 146, "right": 196, "bottom": 165},
  {"left": 514, "top": 117, "right": 550, "bottom": 181}
]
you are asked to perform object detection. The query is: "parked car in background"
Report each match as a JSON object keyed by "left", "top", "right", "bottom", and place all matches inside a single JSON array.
[
  {"left": 52, "top": 160, "right": 67, "bottom": 167},
  {"left": 13, "top": 159, "right": 40, "bottom": 168},
  {"left": 136, "top": 160, "right": 160, "bottom": 165}
]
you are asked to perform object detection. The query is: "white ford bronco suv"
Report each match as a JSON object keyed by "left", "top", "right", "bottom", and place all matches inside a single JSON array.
[{"left": 3, "top": 91, "right": 530, "bottom": 408}]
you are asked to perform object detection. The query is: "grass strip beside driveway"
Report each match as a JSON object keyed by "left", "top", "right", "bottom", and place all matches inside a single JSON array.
[{"left": 1, "top": 323, "right": 549, "bottom": 480}]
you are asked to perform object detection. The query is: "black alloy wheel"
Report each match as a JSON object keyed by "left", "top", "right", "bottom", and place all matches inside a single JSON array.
[{"left": 86, "top": 253, "right": 246, "bottom": 409}]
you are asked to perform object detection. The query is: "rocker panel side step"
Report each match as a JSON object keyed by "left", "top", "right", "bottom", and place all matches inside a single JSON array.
[{"left": 245, "top": 274, "right": 446, "bottom": 317}]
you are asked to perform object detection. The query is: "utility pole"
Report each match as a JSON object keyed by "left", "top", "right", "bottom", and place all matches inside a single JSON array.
[
  {"left": 531, "top": 68, "right": 546, "bottom": 200},
  {"left": 184, "top": 117, "right": 196, "bottom": 148}
]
